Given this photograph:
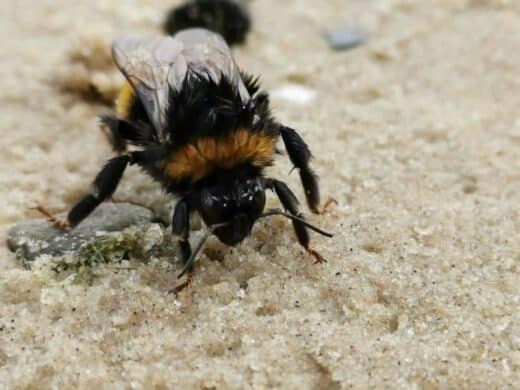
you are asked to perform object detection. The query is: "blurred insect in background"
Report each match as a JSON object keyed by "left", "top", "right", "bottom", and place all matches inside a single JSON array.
[
  {"left": 38, "top": 28, "right": 332, "bottom": 293},
  {"left": 164, "top": 0, "right": 251, "bottom": 46}
]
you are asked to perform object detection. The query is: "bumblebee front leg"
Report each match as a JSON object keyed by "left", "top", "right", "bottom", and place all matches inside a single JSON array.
[
  {"left": 169, "top": 198, "right": 193, "bottom": 294},
  {"left": 280, "top": 126, "right": 321, "bottom": 214},
  {"left": 36, "top": 155, "right": 130, "bottom": 228},
  {"left": 266, "top": 179, "right": 326, "bottom": 264},
  {"left": 68, "top": 155, "right": 131, "bottom": 227}
]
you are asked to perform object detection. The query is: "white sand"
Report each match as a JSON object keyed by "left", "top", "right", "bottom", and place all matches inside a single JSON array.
[{"left": 1, "top": 0, "right": 519, "bottom": 388}]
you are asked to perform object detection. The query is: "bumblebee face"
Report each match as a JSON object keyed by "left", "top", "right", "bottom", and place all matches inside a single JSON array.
[{"left": 197, "top": 177, "right": 266, "bottom": 246}]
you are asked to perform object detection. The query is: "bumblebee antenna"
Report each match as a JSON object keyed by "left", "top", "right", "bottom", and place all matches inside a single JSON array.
[
  {"left": 260, "top": 209, "right": 333, "bottom": 237},
  {"left": 177, "top": 212, "right": 332, "bottom": 278},
  {"left": 177, "top": 222, "right": 229, "bottom": 279}
]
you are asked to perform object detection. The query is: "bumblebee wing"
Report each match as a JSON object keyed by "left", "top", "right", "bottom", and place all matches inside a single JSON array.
[
  {"left": 112, "top": 36, "right": 184, "bottom": 142},
  {"left": 173, "top": 29, "right": 250, "bottom": 102},
  {"left": 112, "top": 30, "right": 250, "bottom": 143}
]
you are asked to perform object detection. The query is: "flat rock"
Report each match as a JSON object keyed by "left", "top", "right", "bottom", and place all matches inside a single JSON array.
[
  {"left": 324, "top": 27, "right": 367, "bottom": 51},
  {"left": 7, "top": 203, "right": 154, "bottom": 261}
]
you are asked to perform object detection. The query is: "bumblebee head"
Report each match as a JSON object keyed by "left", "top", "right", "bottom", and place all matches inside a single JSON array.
[{"left": 195, "top": 176, "right": 265, "bottom": 246}]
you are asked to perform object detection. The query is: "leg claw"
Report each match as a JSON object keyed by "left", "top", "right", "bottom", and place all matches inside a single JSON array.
[
  {"left": 168, "top": 274, "right": 193, "bottom": 295},
  {"left": 306, "top": 247, "right": 327, "bottom": 264},
  {"left": 32, "top": 206, "right": 70, "bottom": 229},
  {"left": 312, "top": 197, "right": 338, "bottom": 215}
]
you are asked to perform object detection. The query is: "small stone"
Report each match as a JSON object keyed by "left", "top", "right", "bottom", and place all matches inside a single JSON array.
[
  {"left": 324, "top": 28, "right": 367, "bottom": 51},
  {"left": 142, "top": 223, "right": 164, "bottom": 253},
  {"left": 7, "top": 203, "right": 154, "bottom": 261},
  {"left": 271, "top": 84, "right": 317, "bottom": 105}
]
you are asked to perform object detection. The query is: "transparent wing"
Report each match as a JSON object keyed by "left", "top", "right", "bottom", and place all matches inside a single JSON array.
[
  {"left": 112, "top": 29, "right": 250, "bottom": 142},
  {"left": 172, "top": 29, "right": 250, "bottom": 100}
]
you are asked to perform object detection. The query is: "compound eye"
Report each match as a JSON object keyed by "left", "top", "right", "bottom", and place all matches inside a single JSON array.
[
  {"left": 200, "top": 190, "right": 225, "bottom": 223},
  {"left": 209, "top": 195, "right": 219, "bottom": 209}
]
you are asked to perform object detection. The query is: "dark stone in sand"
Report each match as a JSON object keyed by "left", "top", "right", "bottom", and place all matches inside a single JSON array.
[{"left": 7, "top": 203, "right": 154, "bottom": 261}]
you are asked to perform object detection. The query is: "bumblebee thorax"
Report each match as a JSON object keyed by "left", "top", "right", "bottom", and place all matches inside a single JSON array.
[{"left": 159, "top": 129, "right": 276, "bottom": 183}]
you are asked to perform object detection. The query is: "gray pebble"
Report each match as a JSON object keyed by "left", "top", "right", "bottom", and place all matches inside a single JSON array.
[
  {"left": 324, "top": 28, "right": 367, "bottom": 51},
  {"left": 7, "top": 203, "right": 154, "bottom": 261}
]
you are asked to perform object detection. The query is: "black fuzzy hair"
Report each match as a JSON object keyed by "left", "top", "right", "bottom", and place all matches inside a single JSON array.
[
  {"left": 164, "top": 70, "right": 276, "bottom": 146},
  {"left": 164, "top": 0, "right": 251, "bottom": 46}
]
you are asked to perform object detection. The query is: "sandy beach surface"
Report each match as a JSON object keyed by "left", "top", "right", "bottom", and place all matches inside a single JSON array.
[{"left": 1, "top": 0, "right": 519, "bottom": 388}]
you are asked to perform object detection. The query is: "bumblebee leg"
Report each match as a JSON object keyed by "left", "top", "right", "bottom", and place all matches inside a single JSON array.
[
  {"left": 280, "top": 126, "right": 321, "bottom": 214},
  {"left": 168, "top": 198, "right": 194, "bottom": 294},
  {"left": 66, "top": 155, "right": 130, "bottom": 227},
  {"left": 267, "top": 179, "right": 326, "bottom": 264},
  {"left": 99, "top": 115, "right": 127, "bottom": 153},
  {"left": 322, "top": 197, "right": 338, "bottom": 212},
  {"left": 99, "top": 115, "right": 156, "bottom": 152},
  {"left": 169, "top": 273, "right": 193, "bottom": 295},
  {"left": 32, "top": 205, "right": 70, "bottom": 229},
  {"left": 171, "top": 198, "right": 192, "bottom": 262}
]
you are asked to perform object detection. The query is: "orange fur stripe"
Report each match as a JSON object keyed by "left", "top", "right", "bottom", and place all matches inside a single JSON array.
[
  {"left": 116, "top": 82, "right": 135, "bottom": 118},
  {"left": 161, "top": 130, "right": 277, "bottom": 182}
]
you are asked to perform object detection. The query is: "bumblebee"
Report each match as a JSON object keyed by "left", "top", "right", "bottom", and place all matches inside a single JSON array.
[
  {"left": 164, "top": 0, "right": 251, "bottom": 46},
  {"left": 42, "top": 28, "right": 331, "bottom": 292}
]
